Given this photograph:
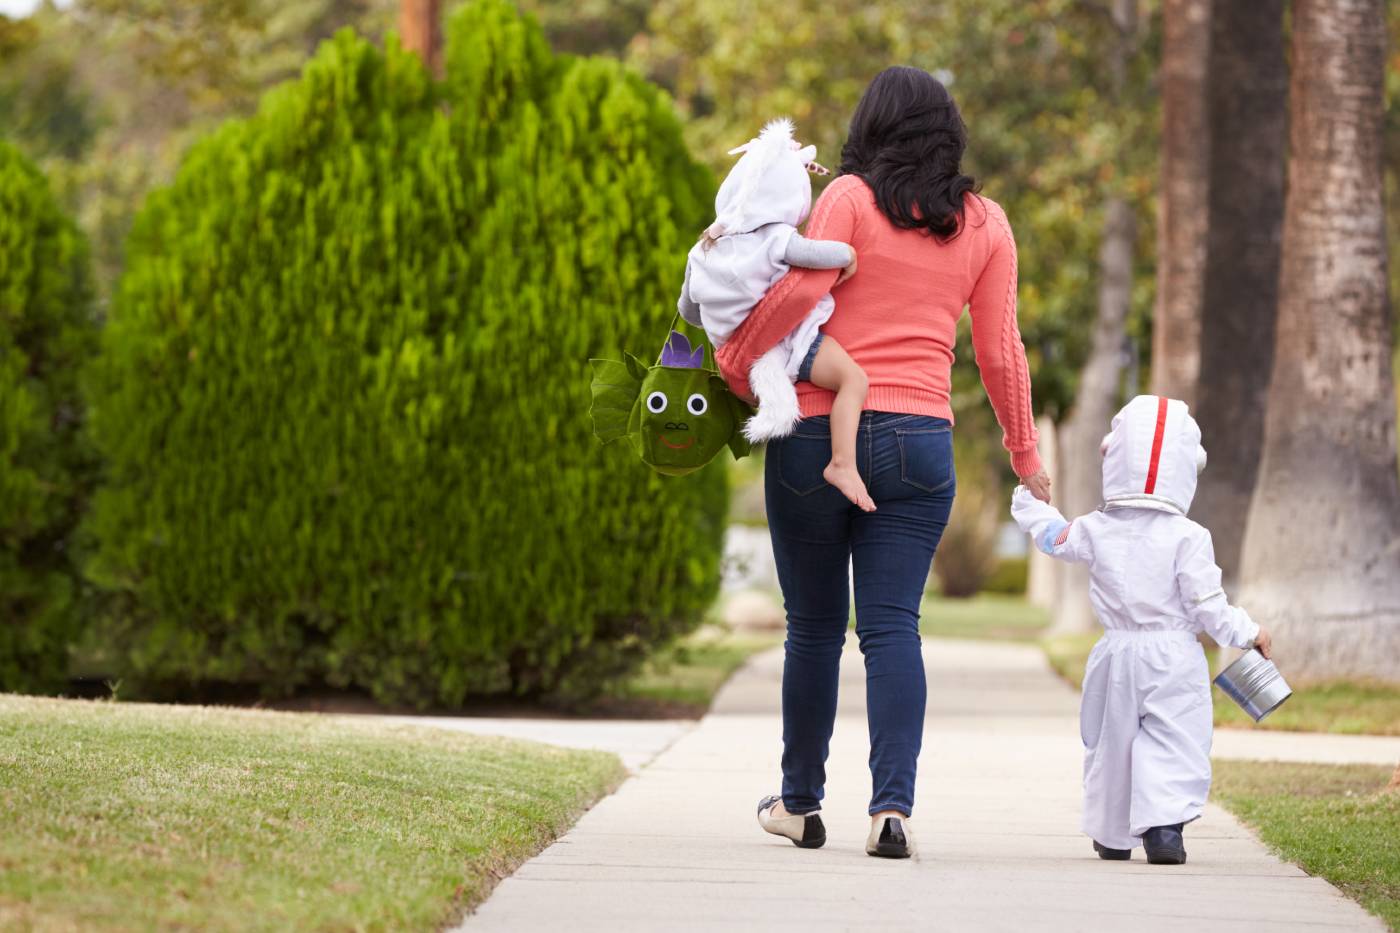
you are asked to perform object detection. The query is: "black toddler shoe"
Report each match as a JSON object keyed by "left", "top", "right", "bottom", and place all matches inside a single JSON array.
[
  {"left": 1093, "top": 840, "right": 1131, "bottom": 860},
  {"left": 1143, "top": 823, "right": 1187, "bottom": 864}
]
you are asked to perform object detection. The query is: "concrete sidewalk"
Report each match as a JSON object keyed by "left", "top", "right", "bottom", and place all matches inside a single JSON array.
[
  {"left": 374, "top": 716, "right": 691, "bottom": 772},
  {"left": 459, "top": 638, "right": 1385, "bottom": 932}
]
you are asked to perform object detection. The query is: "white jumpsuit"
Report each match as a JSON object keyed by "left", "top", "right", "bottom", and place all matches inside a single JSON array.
[{"left": 1012, "top": 395, "right": 1259, "bottom": 850}]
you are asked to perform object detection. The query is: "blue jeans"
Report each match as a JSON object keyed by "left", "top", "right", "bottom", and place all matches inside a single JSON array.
[{"left": 765, "top": 412, "right": 955, "bottom": 817}]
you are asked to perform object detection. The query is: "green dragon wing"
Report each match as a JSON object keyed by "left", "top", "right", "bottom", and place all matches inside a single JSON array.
[
  {"left": 589, "top": 356, "right": 645, "bottom": 444},
  {"left": 717, "top": 375, "right": 754, "bottom": 460}
]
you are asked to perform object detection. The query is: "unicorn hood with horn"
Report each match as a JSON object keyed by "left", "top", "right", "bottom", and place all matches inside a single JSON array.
[{"left": 707, "top": 117, "right": 821, "bottom": 239}]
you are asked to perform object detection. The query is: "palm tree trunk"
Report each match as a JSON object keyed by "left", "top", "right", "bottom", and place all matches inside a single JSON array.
[
  {"left": 1239, "top": 0, "right": 1400, "bottom": 683},
  {"left": 1151, "top": 0, "right": 1211, "bottom": 405},
  {"left": 1192, "top": 0, "right": 1287, "bottom": 589},
  {"left": 400, "top": 0, "right": 442, "bottom": 75}
]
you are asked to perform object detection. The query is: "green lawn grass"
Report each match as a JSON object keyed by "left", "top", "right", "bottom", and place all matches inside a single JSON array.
[
  {"left": 1041, "top": 634, "right": 1400, "bottom": 735},
  {"left": 1212, "top": 680, "right": 1400, "bottom": 735},
  {"left": 0, "top": 694, "right": 623, "bottom": 930},
  {"left": 608, "top": 626, "right": 780, "bottom": 713},
  {"left": 921, "top": 594, "right": 1050, "bottom": 641},
  {"left": 1212, "top": 761, "right": 1399, "bottom": 930}
]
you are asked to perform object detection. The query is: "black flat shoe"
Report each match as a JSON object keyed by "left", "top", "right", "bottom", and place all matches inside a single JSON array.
[
  {"left": 1143, "top": 823, "right": 1187, "bottom": 864},
  {"left": 1093, "top": 840, "right": 1131, "bottom": 860},
  {"left": 866, "top": 816, "right": 913, "bottom": 859},
  {"left": 756, "top": 795, "right": 826, "bottom": 849}
]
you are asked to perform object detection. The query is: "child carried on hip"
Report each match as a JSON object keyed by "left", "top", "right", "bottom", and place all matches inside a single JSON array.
[{"left": 677, "top": 118, "right": 873, "bottom": 511}]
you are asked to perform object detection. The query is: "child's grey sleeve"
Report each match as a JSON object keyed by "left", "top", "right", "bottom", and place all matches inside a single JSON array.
[
  {"left": 784, "top": 233, "right": 853, "bottom": 270},
  {"left": 677, "top": 260, "right": 704, "bottom": 328}
]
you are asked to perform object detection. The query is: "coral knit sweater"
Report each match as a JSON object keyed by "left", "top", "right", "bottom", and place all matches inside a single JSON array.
[{"left": 714, "top": 174, "right": 1043, "bottom": 478}]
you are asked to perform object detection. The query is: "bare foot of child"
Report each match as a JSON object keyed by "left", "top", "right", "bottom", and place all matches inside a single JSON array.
[{"left": 824, "top": 461, "right": 875, "bottom": 512}]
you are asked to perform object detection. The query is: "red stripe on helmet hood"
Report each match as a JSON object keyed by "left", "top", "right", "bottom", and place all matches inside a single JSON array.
[{"left": 1143, "top": 396, "right": 1170, "bottom": 494}]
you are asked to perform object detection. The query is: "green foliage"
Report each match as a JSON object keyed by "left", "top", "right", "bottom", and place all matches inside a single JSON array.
[
  {"left": 509, "top": 0, "right": 652, "bottom": 58},
  {"left": 0, "top": 13, "right": 96, "bottom": 161},
  {"left": 86, "top": 1, "right": 722, "bottom": 706},
  {"left": 0, "top": 139, "right": 93, "bottom": 693}
]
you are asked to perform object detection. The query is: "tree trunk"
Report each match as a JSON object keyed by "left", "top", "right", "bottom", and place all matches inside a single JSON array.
[
  {"left": 1239, "top": 0, "right": 1400, "bottom": 683},
  {"left": 399, "top": 0, "right": 442, "bottom": 75},
  {"left": 1151, "top": 0, "right": 1211, "bottom": 405},
  {"left": 1054, "top": 197, "right": 1136, "bottom": 635},
  {"left": 1192, "top": 0, "right": 1287, "bottom": 589}
]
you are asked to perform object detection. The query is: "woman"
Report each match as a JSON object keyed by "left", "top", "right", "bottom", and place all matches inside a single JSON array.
[{"left": 715, "top": 66, "right": 1053, "bottom": 858}]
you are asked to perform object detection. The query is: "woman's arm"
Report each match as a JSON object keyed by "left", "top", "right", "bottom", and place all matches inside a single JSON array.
[
  {"left": 714, "top": 181, "right": 861, "bottom": 400},
  {"left": 967, "top": 200, "right": 1044, "bottom": 479}
]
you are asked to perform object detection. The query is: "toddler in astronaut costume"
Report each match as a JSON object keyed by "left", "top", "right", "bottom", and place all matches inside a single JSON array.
[
  {"left": 1011, "top": 395, "right": 1273, "bottom": 865},
  {"left": 678, "top": 119, "right": 873, "bottom": 512}
]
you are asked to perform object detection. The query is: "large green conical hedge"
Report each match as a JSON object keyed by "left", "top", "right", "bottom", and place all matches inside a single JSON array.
[
  {"left": 0, "top": 140, "right": 93, "bottom": 693},
  {"left": 86, "top": 0, "right": 722, "bottom": 705}
]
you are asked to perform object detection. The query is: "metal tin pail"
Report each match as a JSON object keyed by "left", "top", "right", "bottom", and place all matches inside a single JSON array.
[{"left": 1213, "top": 648, "right": 1292, "bottom": 722}]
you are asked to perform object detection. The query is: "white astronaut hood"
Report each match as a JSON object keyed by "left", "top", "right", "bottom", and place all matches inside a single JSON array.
[
  {"left": 1100, "top": 395, "right": 1208, "bottom": 515},
  {"left": 706, "top": 118, "right": 819, "bottom": 238}
]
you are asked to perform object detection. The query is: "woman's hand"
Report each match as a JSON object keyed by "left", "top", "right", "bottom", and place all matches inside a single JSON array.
[
  {"left": 1022, "top": 469, "right": 1052, "bottom": 503},
  {"left": 835, "top": 248, "right": 858, "bottom": 286}
]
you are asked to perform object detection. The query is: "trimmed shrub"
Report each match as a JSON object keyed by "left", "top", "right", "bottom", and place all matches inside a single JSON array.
[
  {"left": 0, "top": 139, "right": 93, "bottom": 693},
  {"left": 982, "top": 557, "right": 1028, "bottom": 596},
  {"left": 86, "top": 0, "right": 722, "bottom": 706}
]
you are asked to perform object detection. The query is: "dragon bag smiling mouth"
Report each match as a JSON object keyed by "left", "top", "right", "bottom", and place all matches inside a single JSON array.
[{"left": 589, "top": 330, "right": 754, "bottom": 477}]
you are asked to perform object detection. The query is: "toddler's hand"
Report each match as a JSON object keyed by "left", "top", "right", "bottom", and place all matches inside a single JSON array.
[
  {"left": 1254, "top": 626, "right": 1273, "bottom": 660},
  {"left": 835, "top": 248, "right": 858, "bottom": 286}
]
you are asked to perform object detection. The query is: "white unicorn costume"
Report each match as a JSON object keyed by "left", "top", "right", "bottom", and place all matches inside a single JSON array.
[
  {"left": 1010, "top": 395, "right": 1260, "bottom": 851},
  {"left": 677, "top": 119, "right": 852, "bottom": 442}
]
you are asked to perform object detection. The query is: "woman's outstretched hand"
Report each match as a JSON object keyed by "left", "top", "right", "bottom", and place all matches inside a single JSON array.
[{"left": 1022, "top": 469, "right": 1052, "bottom": 503}]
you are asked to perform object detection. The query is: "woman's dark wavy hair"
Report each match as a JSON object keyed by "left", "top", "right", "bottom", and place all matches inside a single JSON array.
[{"left": 839, "top": 66, "right": 979, "bottom": 240}]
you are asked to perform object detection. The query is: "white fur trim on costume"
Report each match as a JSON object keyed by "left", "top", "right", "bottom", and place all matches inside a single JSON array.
[{"left": 744, "top": 349, "right": 801, "bottom": 443}]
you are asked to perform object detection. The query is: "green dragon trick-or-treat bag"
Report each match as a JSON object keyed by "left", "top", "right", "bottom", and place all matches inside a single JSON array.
[{"left": 590, "top": 330, "right": 752, "bottom": 476}]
